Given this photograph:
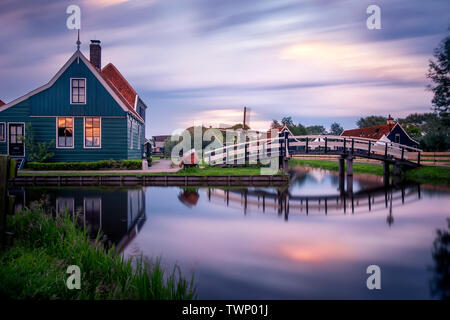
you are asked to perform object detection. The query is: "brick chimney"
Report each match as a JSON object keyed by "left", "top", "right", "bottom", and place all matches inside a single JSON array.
[{"left": 90, "top": 40, "right": 101, "bottom": 71}]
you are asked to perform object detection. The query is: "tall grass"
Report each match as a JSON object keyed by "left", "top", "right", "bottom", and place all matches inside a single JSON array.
[{"left": 0, "top": 207, "right": 196, "bottom": 299}]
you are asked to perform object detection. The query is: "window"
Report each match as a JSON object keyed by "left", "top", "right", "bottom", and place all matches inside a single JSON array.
[
  {"left": 395, "top": 133, "right": 400, "bottom": 144},
  {"left": 84, "top": 117, "right": 101, "bottom": 148},
  {"left": 0, "top": 123, "right": 5, "bottom": 142},
  {"left": 84, "top": 198, "right": 102, "bottom": 233},
  {"left": 57, "top": 117, "right": 73, "bottom": 148},
  {"left": 71, "top": 78, "right": 86, "bottom": 104},
  {"left": 129, "top": 121, "right": 133, "bottom": 149},
  {"left": 56, "top": 198, "right": 74, "bottom": 216}
]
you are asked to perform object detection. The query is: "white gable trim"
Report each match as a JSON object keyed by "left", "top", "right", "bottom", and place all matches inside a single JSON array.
[
  {"left": 0, "top": 50, "right": 145, "bottom": 124},
  {"left": 392, "top": 122, "right": 420, "bottom": 145},
  {"left": 0, "top": 51, "right": 80, "bottom": 113}
]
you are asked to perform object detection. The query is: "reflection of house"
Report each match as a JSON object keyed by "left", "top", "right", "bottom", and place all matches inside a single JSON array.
[
  {"left": 0, "top": 39, "right": 147, "bottom": 164},
  {"left": 178, "top": 189, "right": 200, "bottom": 207},
  {"left": 151, "top": 135, "right": 171, "bottom": 153},
  {"left": 17, "top": 187, "right": 146, "bottom": 251},
  {"left": 341, "top": 116, "right": 419, "bottom": 148}
]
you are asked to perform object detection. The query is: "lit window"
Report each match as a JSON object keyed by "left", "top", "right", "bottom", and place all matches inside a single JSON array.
[
  {"left": 57, "top": 117, "right": 73, "bottom": 148},
  {"left": 84, "top": 117, "right": 101, "bottom": 148},
  {"left": 0, "top": 123, "right": 5, "bottom": 142},
  {"left": 71, "top": 78, "right": 86, "bottom": 104}
]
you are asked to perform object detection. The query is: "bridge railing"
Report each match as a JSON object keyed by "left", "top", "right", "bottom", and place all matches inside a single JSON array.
[
  {"left": 288, "top": 135, "right": 422, "bottom": 164},
  {"left": 204, "top": 136, "right": 283, "bottom": 165},
  {"left": 204, "top": 134, "right": 422, "bottom": 166}
]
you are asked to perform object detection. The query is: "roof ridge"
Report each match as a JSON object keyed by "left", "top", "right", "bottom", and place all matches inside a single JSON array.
[{"left": 102, "top": 63, "right": 137, "bottom": 96}]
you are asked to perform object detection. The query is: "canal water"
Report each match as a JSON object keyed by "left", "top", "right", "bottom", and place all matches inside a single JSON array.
[{"left": 9, "top": 167, "right": 450, "bottom": 299}]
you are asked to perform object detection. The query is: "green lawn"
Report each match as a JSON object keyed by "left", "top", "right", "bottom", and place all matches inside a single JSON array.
[
  {"left": 290, "top": 159, "right": 384, "bottom": 176},
  {"left": 0, "top": 207, "right": 196, "bottom": 299},
  {"left": 290, "top": 159, "right": 450, "bottom": 185}
]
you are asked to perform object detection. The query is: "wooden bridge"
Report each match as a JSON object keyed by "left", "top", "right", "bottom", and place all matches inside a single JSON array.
[
  {"left": 204, "top": 132, "right": 422, "bottom": 188},
  {"left": 206, "top": 183, "right": 422, "bottom": 223}
]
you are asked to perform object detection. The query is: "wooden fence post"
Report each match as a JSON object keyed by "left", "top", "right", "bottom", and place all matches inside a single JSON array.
[{"left": 1, "top": 156, "right": 17, "bottom": 247}]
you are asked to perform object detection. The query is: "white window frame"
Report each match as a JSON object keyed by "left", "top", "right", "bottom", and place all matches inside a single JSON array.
[
  {"left": 7, "top": 122, "right": 26, "bottom": 157},
  {"left": 0, "top": 122, "right": 5, "bottom": 142},
  {"left": 83, "top": 117, "right": 101, "bottom": 149},
  {"left": 395, "top": 133, "right": 400, "bottom": 144},
  {"left": 56, "top": 117, "right": 74, "bottom": 149},
  {"left": 70, "top": 78, "right": 86, "bottom": 105}
]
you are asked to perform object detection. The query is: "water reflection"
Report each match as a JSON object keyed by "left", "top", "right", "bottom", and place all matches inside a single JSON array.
[
  {"left": 430, "top": 218, "right": 450, "bottom": 300},
  {"left": 10, "top": 187, "right": 146, "bottom": 252},
  {"left": 7, "top": 168, "right": 450, "bottom": 299}
]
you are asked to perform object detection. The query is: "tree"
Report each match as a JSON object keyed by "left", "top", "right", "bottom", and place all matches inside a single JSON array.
[
  {"left": 270, "top": 120, "right": 281, "bottom": 129},
  {"left": 281, "top": 117, "right": 294, "bottom": 128},
  {"left": 292, "top": 123, "right": 307, "bottom": 136},
  {"left": 23, "top": 123, "right": 54, "bottom": 162},
  {"left": 427, "top": 34, "right": 450, "bottom": 115},
  {"left": 306, "top": 125, "right": 326, "bottom": 135},
  {"left": 330, "top": 122, "right": 344, "bottom": 136},
  {"left": 356, "top": 116, "right": 387, "bottom": 128}
]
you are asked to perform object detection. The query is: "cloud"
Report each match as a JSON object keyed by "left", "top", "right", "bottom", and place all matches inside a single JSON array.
[{"left": 0, "top": 0, "right": 448, "bottom": 137}]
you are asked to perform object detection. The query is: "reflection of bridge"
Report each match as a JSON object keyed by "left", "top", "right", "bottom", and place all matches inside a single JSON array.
[
  {"left": 205, "top": 134, "right": 422, "bottom": 191},
  {"left": 206, "top": 184, "right": 421, "bottom": 223}
]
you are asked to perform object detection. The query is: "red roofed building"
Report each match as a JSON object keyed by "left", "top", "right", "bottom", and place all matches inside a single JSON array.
[
  {"left": 0, "top": 39, "right": 148, "bottom": 162},
  {"left": 341, "top": 116, "right": 419, "bottom": 148},
  {"left": 0, "top": 100, "right": 4, "bottom": 107}
]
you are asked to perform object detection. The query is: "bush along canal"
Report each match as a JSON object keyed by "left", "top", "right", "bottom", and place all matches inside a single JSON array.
[{"left": 3, "top": 163, "right": 450, "bottom": 299}]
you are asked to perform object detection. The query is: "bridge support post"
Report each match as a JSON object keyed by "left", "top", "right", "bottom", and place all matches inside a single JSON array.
[
  {"left": 392, "top": 162, "right": 401, "bottom": 176},
  {"left": 339, "top": 156, "right": 345, "bottom": 194},
  {"left": 281, "top": 157, "right": 289, "bottom": 173},
  {"left": 383, "top": 161, "right": 390, "bottom": 186},
  {"left": 346, "top": 156, "right": 353, "bottom": 194}
]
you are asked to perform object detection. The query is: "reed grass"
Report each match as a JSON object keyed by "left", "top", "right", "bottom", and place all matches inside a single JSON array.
[{"left": 0, "top": 207, "right": 197, "bottom": 300}]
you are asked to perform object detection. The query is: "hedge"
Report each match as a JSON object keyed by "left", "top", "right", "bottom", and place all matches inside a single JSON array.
[{"left": 25, "top": 159, "right": 142, "bottom": 171}]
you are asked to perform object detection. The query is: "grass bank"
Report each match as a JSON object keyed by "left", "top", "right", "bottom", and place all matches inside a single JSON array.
[
  {"left": 290, "top": 159, "right": 450, "bottom": 185},
  {"left": 0, "top": 207, "right": 196, "bottom": 299}
]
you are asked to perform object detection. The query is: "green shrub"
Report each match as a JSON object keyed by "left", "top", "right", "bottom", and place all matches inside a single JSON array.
[{"left": 25, "top": 159, "right": 142, "bottom": 171}]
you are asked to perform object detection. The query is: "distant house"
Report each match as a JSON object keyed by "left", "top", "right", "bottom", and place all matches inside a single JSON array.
[
  {"left": 341, "top": 116, "right": 419, "bottom": 148},
  {"left": 0, "top": 40, "right": 147, "bottom": 163},
  {"left": 151, "top": 135, "right": 171, "bottom": 153}
]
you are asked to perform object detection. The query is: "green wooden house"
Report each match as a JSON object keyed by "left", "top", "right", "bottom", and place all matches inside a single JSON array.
[{"left": 0, "top": 40, "right": 147, "bottom": 166}]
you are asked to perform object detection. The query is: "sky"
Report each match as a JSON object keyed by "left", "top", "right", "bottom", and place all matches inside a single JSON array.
[{"left": 0, "top": 0, "right": 449, "bottom": 137}]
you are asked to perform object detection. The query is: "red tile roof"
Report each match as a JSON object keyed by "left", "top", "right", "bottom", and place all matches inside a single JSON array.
[
  {"left": 341, "top": 124, "right": 394, "bottom": 140},
  {"left": 0, "top": 100, "right": 4, "bottom": 107},
  {"left": 100, "top": 63, "right": 143, "bottom": 122}
]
